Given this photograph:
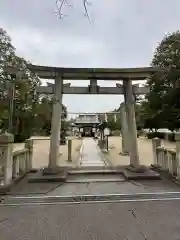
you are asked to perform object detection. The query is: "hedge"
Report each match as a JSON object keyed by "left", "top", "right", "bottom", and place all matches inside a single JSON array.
[
  {"left": 111, "top": 130, "right": 121, "bottom": 136},
  {"left": 146, "top": 132, "right": 175, "bottom": 142}
]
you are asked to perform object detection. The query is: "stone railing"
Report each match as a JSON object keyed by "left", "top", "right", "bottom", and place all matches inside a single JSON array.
[
  {"left": 0, "top": 133, "right": 33, "bottom": 188},
  {"left": 152, "top": 136, "right": 180, "bottom": 178},
  {"left": 156, "top": 147, "right": 177, "bottom": 176}
]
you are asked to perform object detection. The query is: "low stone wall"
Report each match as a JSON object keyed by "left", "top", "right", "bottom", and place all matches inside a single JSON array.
[
  {"left": 152, "top": 137, "right": 179, "bottom": 178},
  {"left": 0, "top": 133, "right": 33, "bottom": 189}
]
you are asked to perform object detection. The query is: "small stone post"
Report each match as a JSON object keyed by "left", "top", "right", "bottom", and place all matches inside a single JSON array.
[
  {"left": 106, "top": 135, "right": 109, "bottom": 151},
  {"left": 25, "top": 139, "right": 34, "bottom": 171},
  {"left": 152, "top": 138, "right": 161, "bottom": 166},
  {"left": 68, "top": 139, "right": 72, "bottom": 162},
  {"left": 0, "top": 133, "right": 14, "bottom": 186},
  {"left": 175, "top": 133, "right": 180, "bottom": 179}
]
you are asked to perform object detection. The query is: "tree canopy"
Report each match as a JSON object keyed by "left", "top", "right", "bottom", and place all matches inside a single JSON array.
[
  {"left": 142, "top": 31, "right": 180, "bottom": 131},
  {"left": 0, "top": 28, "right": 68, "bottom": 142}
]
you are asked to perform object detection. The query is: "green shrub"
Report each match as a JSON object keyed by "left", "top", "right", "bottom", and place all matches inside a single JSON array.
[
  {"left": 14, "top": 133, "right": 30, "bottom": 143},
  {"left": 146, "top": 132, "right": 175, "bottom": 141},
  {"left": 146, "top": 132, "right": 165, "bottom": 139},
  {"left": 165, "top": 132, "right": 175, "bottom": 142}
]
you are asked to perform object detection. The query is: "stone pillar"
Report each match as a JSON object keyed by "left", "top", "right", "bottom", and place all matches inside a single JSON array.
[
  {"left": 152, "top": 138, "right": 161, "bottom": 166},
  {"left": 47, "top": 76, "right": 63, "bottom": 173},
  {"left": 78, "top": 128, "right": 81, "bottom": 138},
  {"left": 0, "top": 133, "right": 14, "bottom": 186},
  {"left": 68, "top": 139, "right": 72, "bottom": 162},
  {"left": 25, "top": 139, "right": 34, "bottom": 171},
  {"left": 175, "top": 133, "right": 180, "bottom": 178},
  {"left": 120, "top": 102, "right": 129, "bottom": 155},
  {"left": 123, "top": 79, "right": 140, "bottom": 168}
]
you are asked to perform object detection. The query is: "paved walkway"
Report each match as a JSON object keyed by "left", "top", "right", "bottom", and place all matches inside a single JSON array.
[
  {"left": 1, "top": 201, "right": 180, "bottom": 240},
  {"left": 80, "top": 138, "right": 106, "bottom": 167}
]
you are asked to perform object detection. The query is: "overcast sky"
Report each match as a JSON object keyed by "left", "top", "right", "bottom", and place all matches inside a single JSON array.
[{"left": 1, "top": 0, "right": 180, "bottom": 115}]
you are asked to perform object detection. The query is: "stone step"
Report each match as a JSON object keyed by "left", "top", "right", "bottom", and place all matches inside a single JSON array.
[
  {"left": 66, "top": 173, "right": 125, "bottom": 182},
  {"left": 2, "top": 192, "right": 180, "bottom": 205},
  {"left": 65, "top": 179, "right": 124, "bottom": 183},
  {"left": 68, "top": 169, "right": 122, "bottom": 174},
  {"left": 80, "top": 163, "right": 105, "bottom": 166}
]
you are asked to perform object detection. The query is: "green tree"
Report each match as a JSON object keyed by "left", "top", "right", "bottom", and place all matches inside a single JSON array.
[
  {"left": 34, "top": 95, "right": 68, "bottom": 136},
  {"left": 0, "top": 28, "right": 69, "bottom": 142},
  {"left": 0, "top": 28, "right": 16, "bottom": 120},
  {"left": 144, "top": 31, "right": 180, "bottom": 131}
]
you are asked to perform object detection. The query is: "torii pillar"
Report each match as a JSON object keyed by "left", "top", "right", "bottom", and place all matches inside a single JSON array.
[
  {"left": 122, "top": 79, "right": 160, "bottom": 179},
  {"left": 43, "top": 75, "right": 63, "bottom": 174},
  {"left": 119, "top": 102, "right": 129, "bottom": 155},
  {"left": 123, "top": 79, "right": 140, "bottom": 168}
]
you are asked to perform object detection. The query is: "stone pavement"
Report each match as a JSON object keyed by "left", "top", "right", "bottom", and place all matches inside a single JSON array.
[
  {"left": 1, "top": 171, "right": 180, "bottom": 239},
  {"left": 1, "top": 180, "right": 180, "bottom": 240},
  {"left": 80, "top": 138, "right": 106, "bottom": 167},
  {"left": 0, "top": 201, "right": 180, "bottom": 239},
  {"left": 4, "top": 171, "right": 180, "bottom": 196}
]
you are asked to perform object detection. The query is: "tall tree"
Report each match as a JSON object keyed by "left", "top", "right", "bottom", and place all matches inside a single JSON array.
[
  {"left": 0, "top": 28, "right": 16, "bottom": 120},
  {"left": 34, "top": 95, "right": 67, "bottom": 136},
  {"left": 0, "top": 28, "right": 68, "bottom": 141},
  {"left": 145, "top": 31, "right": 180, "bottom": 131}
]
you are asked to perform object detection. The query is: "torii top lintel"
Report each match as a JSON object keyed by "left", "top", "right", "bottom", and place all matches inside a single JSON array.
[{"left": 27, "top": 64, "right": 165, "bottom": 81}]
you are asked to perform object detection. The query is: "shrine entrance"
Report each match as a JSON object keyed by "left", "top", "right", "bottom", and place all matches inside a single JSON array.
[{"left": 6, "top": 64, "right": 163, "bottom": 179}]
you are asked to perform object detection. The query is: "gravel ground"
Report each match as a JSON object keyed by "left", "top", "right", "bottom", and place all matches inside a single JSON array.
[
  {"left": 13, "top": 137, "right": 82, "bottom": 169},
  {"left": 103, "top": 136, "right": 176, "bottom": 166},
  {"left": 31, "top": 138, "right": 82, "bottom": 168}
]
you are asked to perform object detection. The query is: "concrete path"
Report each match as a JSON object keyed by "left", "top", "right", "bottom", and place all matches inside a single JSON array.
[{"left": 80, "top": 138, "right": 106, "bottom": 167}]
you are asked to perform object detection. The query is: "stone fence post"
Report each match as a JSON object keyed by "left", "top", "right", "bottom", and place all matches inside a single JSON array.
[
  {"left": 68, "top": 139, "right": 72, "bottom": 162},
  {"left": 175, "top": 133, "right": 180, "bottom": 179},
  {"left": 0, "top": 133, "right": 14, "bottom": 186},
  {"left": 152, "top": 137, "right": 161, "bottom": 166},
  {"left": 25, "top": 139, "right": 34, "bottom": 171}
]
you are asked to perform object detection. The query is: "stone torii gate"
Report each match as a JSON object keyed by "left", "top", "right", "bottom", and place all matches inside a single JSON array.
[{"left": 5, "top": 65, "right": 164, "bottom": 178}]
